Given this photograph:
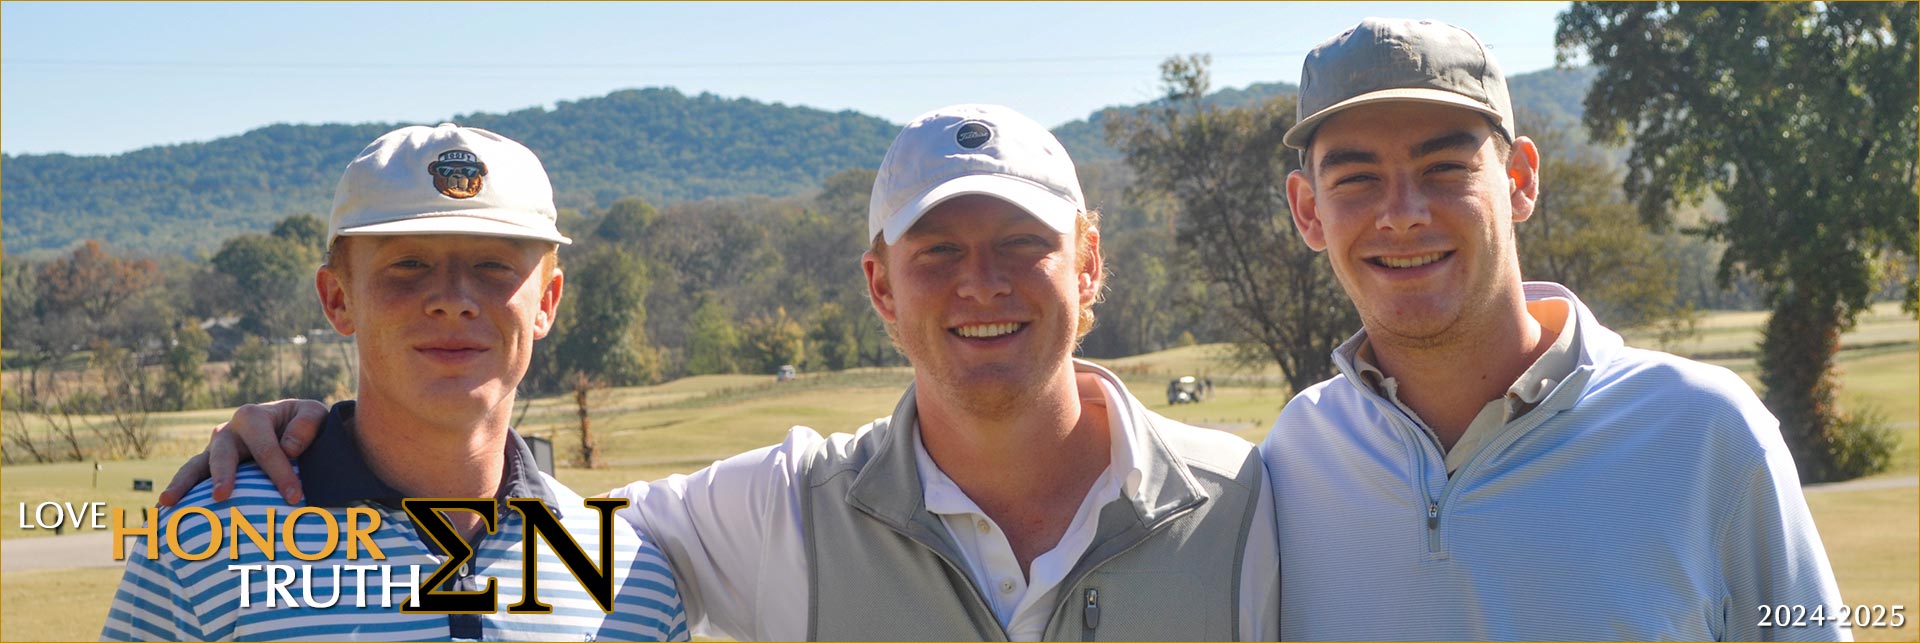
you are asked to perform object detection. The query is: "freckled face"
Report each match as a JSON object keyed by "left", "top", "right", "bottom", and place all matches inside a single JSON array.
[{"left": 319, "top": 235, "right": 560, "bottom": 430}]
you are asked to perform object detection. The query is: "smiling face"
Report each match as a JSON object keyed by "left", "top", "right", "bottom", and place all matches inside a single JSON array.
[
  {"left": 863, "top": 194, "right": 1101, "bottom": 415},
  {"left": 318, "top": 234, "right": 561, "bottom": 433},
  {"left": 1286, "top": 101, "right": 1538, "bottom": 349}
]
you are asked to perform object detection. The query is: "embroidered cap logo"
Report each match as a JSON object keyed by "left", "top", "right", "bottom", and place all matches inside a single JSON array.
[
  {"left": 428, "top": 150, "right": 488, "bottom": 199},
  {"left": 954, "top": 121, "right": 993, "bottom": 150}
]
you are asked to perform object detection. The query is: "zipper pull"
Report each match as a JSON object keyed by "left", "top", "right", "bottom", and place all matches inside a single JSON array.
[
  {"left": 1083, "top": 587, "right": 1100, "bottom": 630},
  {"left": 1426, "top": 503, "right": 1439, "bottom": 530}
]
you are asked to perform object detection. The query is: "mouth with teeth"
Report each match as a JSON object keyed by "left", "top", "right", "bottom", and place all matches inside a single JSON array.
[
  {"left": 951, "top": 322, "right": 1027, "bottom": 339},
  {"left": 1368, "top": 251, "right": 1452, "bottom": 269}
]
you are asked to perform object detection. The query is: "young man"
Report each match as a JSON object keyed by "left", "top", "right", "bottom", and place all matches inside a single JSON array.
[
  {"left": 1265, "top": 18, "right": 1847, "bottom": 640},
  {"left": 105, "top": 124, "right": 687, "bottom": 642},
  {"left": 161, "top": 105, "right": 1278, "bottom": 641}
]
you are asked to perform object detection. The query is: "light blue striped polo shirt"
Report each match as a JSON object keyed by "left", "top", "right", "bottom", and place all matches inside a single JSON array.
[{"left": 102, "top": 401, "right": 688, "bottom": 642}]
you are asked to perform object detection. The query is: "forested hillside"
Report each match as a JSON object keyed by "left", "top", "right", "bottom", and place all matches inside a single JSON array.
[
  {"left": 3, "top": 88, "right": 897, "bottom": 256},
  {"left": 3, "top": 69, "right": 1594, "bottom": 258}
]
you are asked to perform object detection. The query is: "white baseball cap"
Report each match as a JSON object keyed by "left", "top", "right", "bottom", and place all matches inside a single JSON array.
[
  {"left": 868, "top": 104, "right": 1085, "bottom": 245},
  {"left": 329, "top": 123, "right": 571, "bottom": 245}
]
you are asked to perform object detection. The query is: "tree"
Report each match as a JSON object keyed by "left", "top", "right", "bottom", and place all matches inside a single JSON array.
[
  {"left": 1515, "top": 113, "right": 1690, "bottom": 330},
  {"left": 739, "top": 306, "right": 807, "bottom": 374},
  {"left": 552, "top": 246, "right": 662, "bottom": 387},
  {"left": 210, "top": 232, "right": 322, "bottom": 341},
  {"left": 1109, "top": 55, "right": 1359, "bottom": 394},
  {"left": 90, "top": 341, "right": 158, "bottom": 459},
  {"left": 37, "top": 240, "right": 159, "bottom": 330},
  {"left": 806, "top": 302, "right": 859, "bottom": 372},
  {"left": 227, "top": 336, "right": 278, "bottom": 406},
  {"left": 159, "top": 320, "right": 212, "bottom": 411},
  {"left": 1558, "top": 2, "right": 1918, "bottom": 482},
  {"left": 684, "top": 298, "right": 742, "bottom": 375},
  {"left": 271, "top": 213, "right": 328, "bottom": 252},
  {"left": 595, "top": 196, "right": 659, "bottom": 244}
]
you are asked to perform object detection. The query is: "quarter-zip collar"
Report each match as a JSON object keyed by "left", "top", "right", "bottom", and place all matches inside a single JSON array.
[{"left": 845, "top": 359, "right": 1203, "bottom": 535}]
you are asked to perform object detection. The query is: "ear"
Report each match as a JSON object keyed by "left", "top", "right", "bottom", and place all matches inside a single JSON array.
[
  {"left": 531, "top": 268, "right": 564, "bottom": 340},
  {"left": 862, "top": 249, "right": 897, "bottom": 324},
  {"left": 1077, "top": 227, "right": 1103, "bottom": 303},
  {"left": 1285, "top": 169, "right": 1328, "bottom": 251},
  {"left": 316, "top": 267, "right": 355, "bottom": 337},
  {"left": 1507, "top": 136, "right": 1541, "bottom": 222}
]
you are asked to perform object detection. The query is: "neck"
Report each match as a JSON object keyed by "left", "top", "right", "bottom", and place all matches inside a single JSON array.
[
  {"left": 1368, "top": 293, "right": 1550, "bottom": 445},
  {"left": 351, "top": 393, "right": 510, "bottom": 537},
  {"left": 914, "top": 361, "right": 1112, "bottom": 571}
]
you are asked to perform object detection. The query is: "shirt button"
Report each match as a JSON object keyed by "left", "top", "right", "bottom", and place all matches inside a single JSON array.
[
  {"left": 999, "top": 579, "right": 1015, "bottom": 593},
  {"left": 975, "top": 518, "right": 991, "bottom": 534}
]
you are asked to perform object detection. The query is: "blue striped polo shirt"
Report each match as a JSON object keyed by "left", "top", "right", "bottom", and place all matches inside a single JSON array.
[{"left": 101, "top": 401, "right": 689, "bottom": 641}]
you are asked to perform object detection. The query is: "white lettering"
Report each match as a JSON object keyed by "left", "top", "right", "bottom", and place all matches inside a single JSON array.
[
  {"left": 18, "top": 501, "right": 112, "bottom": 529},
  {"left": 300, "top": 565, "right": 341, "bottom": 608},
  {"left": 35, "top": 502, "right": 61, "bottom": 528},
  {"left": 345, "top": 564, "right": 375, "bottom": 607},
  {"left": 230, "top": 564, "right": 261, "bottom": 607},
  {"left": 265, "top": 564, "right": 297, "bottom": 607}
]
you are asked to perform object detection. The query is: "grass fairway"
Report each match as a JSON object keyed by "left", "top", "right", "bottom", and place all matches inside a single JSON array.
[
  {"left": 0, "top": 566, "right": 123, "bottom": 641},
  {"left": 1805, "top": 484, "right": 1920, "bottom": 642}
]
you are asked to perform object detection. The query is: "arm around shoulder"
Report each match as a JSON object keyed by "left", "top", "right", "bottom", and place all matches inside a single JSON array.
[{"left": 603, "top": 426, "right": 831, "bottom": 641}]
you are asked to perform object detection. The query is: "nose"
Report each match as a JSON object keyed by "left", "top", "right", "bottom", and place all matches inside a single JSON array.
[
  {"left": 424, "top": 266, "right": 481, "bottom": 319},
  {"left": 954, "top": 249, "right": 1012, "bottom": 303},
  {"left": 1377, "top": 176, "right": 1432, "bottom": 232}
]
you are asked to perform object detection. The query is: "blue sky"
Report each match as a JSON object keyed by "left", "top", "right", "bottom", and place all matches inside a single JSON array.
[{"left": 2, "top": 2, "right": 1571, "bottom": 156}]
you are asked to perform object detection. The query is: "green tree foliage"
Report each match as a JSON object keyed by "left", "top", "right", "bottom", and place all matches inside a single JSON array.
[
  {"left": 684, "top": 298, "right": 742, "bottom": 375},
  {"left": 271, "top": 213, "right": 328, "bottom": 252},
  {"left": 551, "top": 245, "right": 662, "bottom": 388},
  {"left": 1558, "top": 2, "right": 1918, "bottom": 481},
  {"left": 159, "top": 320, "right": 213, "bottom": 411},
  {"left": 1516, "top": 114, "right": 1687, "bottom": 329},
  {"left": 595, "top": 197, "right": 659, "bottom": 243},
  {"left": 1110, "top": 55, "right": 1359, "bottom": 394},
  {"left": 739, "top": 306, "right": 807, "bottom": 374},
  {"left": 210, "top": 225, "right": 324, "bottom": 340},
  {"left": 227, "top": 337, "right": 278, "bottom": 406},
  {"left": 806, "top": 302, "right": 859, "bottom": 372}
]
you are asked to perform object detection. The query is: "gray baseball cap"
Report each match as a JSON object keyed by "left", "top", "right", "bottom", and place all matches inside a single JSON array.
[{"left": 1283, "top": 17, "right": 1514, "bottom": 150}]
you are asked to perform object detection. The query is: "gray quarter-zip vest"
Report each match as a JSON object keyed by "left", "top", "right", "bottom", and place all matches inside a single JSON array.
[{"left": 801, "top": 383, "right": 1266, "bottom": 641}]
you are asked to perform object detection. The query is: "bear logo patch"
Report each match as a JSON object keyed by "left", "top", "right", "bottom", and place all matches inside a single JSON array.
[{"left": 429, "top": 150, "right": 487, "bottom": 199}]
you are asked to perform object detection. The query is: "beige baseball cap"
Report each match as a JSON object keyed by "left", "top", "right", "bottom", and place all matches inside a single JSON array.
[
  {"left": 329, "top": 123, "right": 571, "bottom": 245},
  {"left": 1283, "top": 17, "right": 1514, "bottom": 150},
  {"left": 868, "top": 104, "right": 1085, "bottom": 245}
]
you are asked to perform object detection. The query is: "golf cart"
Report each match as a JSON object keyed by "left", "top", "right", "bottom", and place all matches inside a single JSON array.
[{"left": 1167, "top": 376, "right": 1206, "bottom": 405}]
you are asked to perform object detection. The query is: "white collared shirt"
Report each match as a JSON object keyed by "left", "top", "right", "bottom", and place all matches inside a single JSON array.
[
  {"left": 612, "top": 361, "right": 1277, "bottom": 641},
  {"left": 914, "top": 374, "right": 1152, "bottom": 640}
]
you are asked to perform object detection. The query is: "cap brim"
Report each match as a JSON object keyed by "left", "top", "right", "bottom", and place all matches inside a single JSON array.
[
  {"left": 1283, "top": 88, "right": 1506, "bottom": 149},
  {"left": 881, "top": 174, "right": 1079, "bottom": 244},
  {"left": 336, "top": 212, "right": 572, "bottom": 245}
]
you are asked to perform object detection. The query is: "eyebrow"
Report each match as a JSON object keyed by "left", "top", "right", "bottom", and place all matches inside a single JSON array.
[
  {"left": 1315, "top": 129, "right": 1485, "bottom": 173},
  {"left": 1409, "top": 130, "right": 1483, "bottom": 159},
  {"left": 1316, "top": 148, "right": 1378, "bottom": 173}
]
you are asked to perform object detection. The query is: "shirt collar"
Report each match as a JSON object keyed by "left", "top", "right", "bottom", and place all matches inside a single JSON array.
[
  {"left": 1342, "top": 289, "right": 1584, "bottom": 407},
  {"left": 298, "top": 400, "right": 559, "bottom": 515},
  {"left": 912, "top": 359, "right": 1150, "bottom": 515}
]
